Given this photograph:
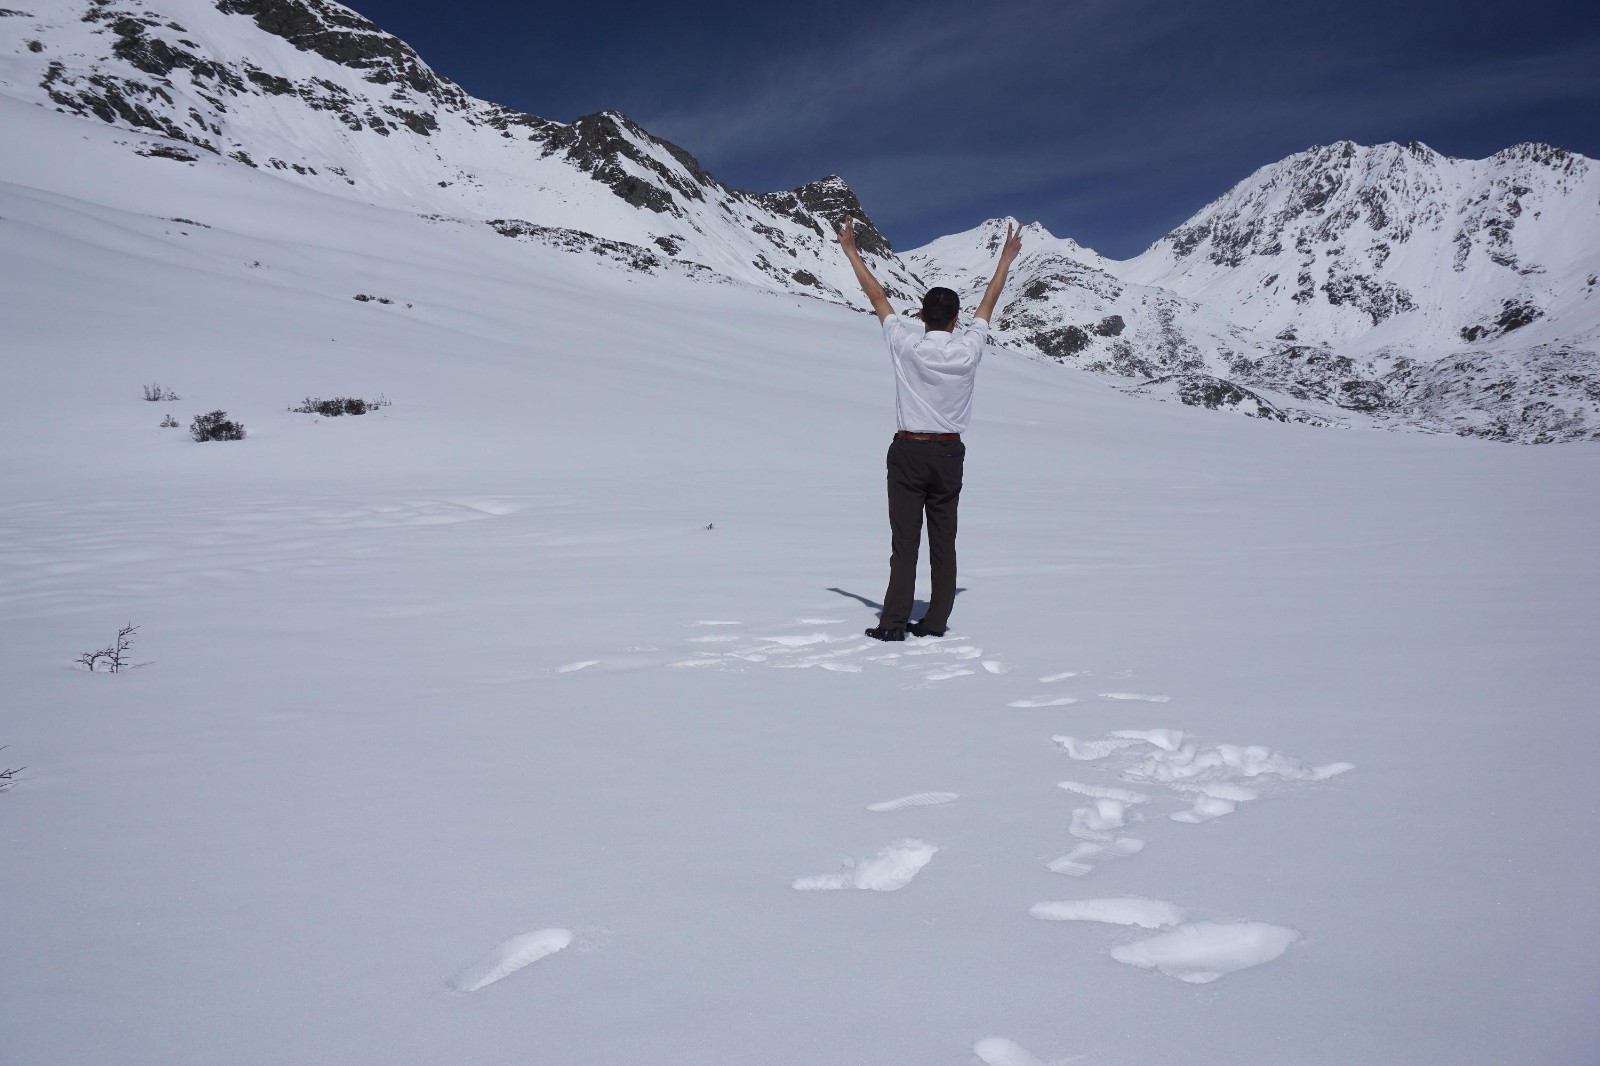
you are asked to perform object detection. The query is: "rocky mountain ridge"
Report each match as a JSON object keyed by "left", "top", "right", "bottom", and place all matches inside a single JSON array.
[
  {"left": 1, "top": 0, "right": 922, "bottom": 304},
  {"left": 908, "top": 143, "right": 1600, "bottom": 442}
]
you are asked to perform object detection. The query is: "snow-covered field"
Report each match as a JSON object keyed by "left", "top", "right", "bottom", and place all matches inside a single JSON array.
[{"left": 4, "top": 100, "right": 1599, "bottom": 1065}]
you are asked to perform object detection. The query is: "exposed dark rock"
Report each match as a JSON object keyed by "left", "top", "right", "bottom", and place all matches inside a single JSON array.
[
  {"left": 1031, "top": 325, "right": 1091, "bottom": 359},
  {"left": 1495, "top": 299, "right": 1542, "bottom": 332},
  {"left": 1320, "top": 271, "right": 1416, "bottom": 325},
  {"left": 486, "top": 217, "right": 717, "bottom": 278},
  {"left": 215, "top": 0, "right": 462, "bottom": 105},
  {"left": 1336, "top": 380, "right": 1388, "bottom": 411},
  {"left": 1461, "top": 299, "right": 1545, "bottom": 343},
  {"left": 753, "top": 175, "right": 893, "bottom": 257},
  {"left": 244, "top": 65, "right": 293, "bottom": 95},
  {"left": 136, "top": 143, "right": 197, "bottom": 161},
  {"left": 1123, "top": 373, "right": 1288, "bottom": 422},
  {"left": 482, "top": 104, "right": 556, "bottom": 137},
  {"left": 544, "top": 111, "right": 713, "bottom": 215},
  {"left": 1093, "top": 314, "right": 1125, "bottom": 337}
]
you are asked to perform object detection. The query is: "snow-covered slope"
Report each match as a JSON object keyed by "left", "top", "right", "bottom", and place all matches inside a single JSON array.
[
  {"left": 0, "top": 0, "right": 923, "bottom": 304},
  {"left": 1126, "top": 141, "right": 1600, "bottom": 353},
  {"left": 913, "top": 144, "right": 1600, "bottom": 442},
  {"left": 4, "top": 76, "right": 1600, "bottom": 1066}
]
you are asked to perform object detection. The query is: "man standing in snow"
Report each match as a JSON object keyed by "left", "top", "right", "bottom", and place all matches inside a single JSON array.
[{"left": 838, "top": 215, "right": 1023, "bottom": 641}]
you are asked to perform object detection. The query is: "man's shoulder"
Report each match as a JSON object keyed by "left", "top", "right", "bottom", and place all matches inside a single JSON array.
[{"left": 882, "top": 313, "right": 919, "bottom": 353}]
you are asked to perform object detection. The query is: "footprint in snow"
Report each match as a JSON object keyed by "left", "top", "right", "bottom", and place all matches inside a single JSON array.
[
  {"left": 866, "top": 791, "right": 958, "bottom": 812},
  {"left": 446, "top": 929, "right": 573, "bottom": 993},
  {"left": 792, "top": 839, "right": 937, "bottom": 892},
  {"left": 1169, "top": 782, "right": 1261, "bottom": 823},
  {"left": 758, "top": 633, "right": 835, "bottom": 648},
  {"left": 1009, "top": 696, "right": 1079, "bottom": 708},
  {"left": 1052, "top": 735, "right": 1141, "bottom": 760},
  {"left": 973, "top": 1037, "right": 1050, "bottom": 1066},
  {"left": 1047, "top": 837, "right": 1145, "bottom": 876},
  {"left": 1110, "top": 921, "right": 1301, "bottom": 984},
  {"left": 1029, "top": 897, "right": 1188, "bottom": 928},
  {"left": 1038, "top": 671, "right": 1082, "bottom": 682},
  {"left": 981, "top": 660, "right": 1009, "bottom": 674},
  {"left": 1099, "top": 692, "right": 1171, "bottom": 702},
  {"left": 925, "top": 666, "right": 975, "bottom": 682},
  {"left": 1058, "top": 781, "right": 1151, "bottom": 804},
  {"left": 1048, "top": 730, "right": 1353, "bottom": 858},
  {"left": 555, "top": 660, "right": 598, "bottom": 674}
]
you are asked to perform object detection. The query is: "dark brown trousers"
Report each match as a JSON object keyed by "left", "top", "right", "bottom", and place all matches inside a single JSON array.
[{"left": 879, "top": 436, "right": 965, "bottom": 632}]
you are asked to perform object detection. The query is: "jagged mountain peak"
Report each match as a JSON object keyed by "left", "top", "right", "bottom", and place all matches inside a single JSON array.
[
  {"left": 213, "top": 0, "right": 454, "bottom": 102},
  {"left": 1491, "top": 141, "right": 1589, "bottom": 172},
  {"left": 904, "top": 216, "right": 1103, "bottom": 279}
]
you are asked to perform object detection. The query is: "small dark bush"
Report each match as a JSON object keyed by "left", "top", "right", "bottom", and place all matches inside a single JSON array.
[
  {"left": 191, "top": 410, "right": 246, "bottom": 441},
  {"left": 160, "top": 414, "right": 180, "bottom": 428},
  {"left": 291, "top": 395, "right": 390, "bottom": 417},
  {"left": 143, "top": 383, "right": 180, "bottom": 401},
  {"left": 78, "top": 623, "right": 143, "bottom": 672}
]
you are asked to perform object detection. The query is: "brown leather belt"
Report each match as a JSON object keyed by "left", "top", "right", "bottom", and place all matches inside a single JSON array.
[{"left": 895, "top": 430, "right": 961, "bottom": 443}]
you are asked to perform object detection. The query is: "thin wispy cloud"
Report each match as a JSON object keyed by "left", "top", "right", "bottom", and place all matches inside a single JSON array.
[{"left": 354, "top": 0, "right": 1600, "bottom": 256}]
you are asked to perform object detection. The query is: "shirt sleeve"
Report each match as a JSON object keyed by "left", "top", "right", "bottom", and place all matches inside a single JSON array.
[
  {"left": 882, "top": 314, "right": 916, "bottom": 358},
  {"left": 954, "top": 318, "right": 988, "bottom": 364}
]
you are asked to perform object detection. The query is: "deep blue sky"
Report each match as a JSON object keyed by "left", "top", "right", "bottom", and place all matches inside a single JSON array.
[{"left": 349, "top": 0, "right": 1599, "bottom": 258}]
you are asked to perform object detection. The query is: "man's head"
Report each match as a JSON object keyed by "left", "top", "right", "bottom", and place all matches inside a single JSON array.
[{"left": 919, "top": 287, "right": 960, "bottom": 332}]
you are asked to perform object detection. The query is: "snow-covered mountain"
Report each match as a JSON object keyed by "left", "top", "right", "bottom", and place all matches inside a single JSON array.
[
  {"left": 4, "top": 0, "right": 1598, "bottom": 442},
  {"left": 910, "top": 144, "right": 1600, "bottom": 441},
  {"left": 0, "top": 0, "right": 922, "bottom": 303}
]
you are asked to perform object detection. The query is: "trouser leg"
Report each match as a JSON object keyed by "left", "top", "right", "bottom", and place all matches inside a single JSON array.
[
  {"left": 879, "top": 442, "right": 923, "bottom": 630},
  {"left": 920, "top": 444, "right": 964, "bottom": 632}
]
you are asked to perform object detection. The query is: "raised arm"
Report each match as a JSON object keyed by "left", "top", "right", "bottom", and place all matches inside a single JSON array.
[
  {"left": 973, "top": 223, "right": 1024, "bottom": 323},
  {"left": 837, "top": 216, "right": 894, "bottom": 322}
]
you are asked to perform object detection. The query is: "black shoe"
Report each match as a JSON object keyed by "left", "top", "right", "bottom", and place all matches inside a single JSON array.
[
  {"left": 864, "top": 626, "right": 905, "bottom": 642},
  {"left": 908, "top": 621, "right": 946, "bottom": 637}
]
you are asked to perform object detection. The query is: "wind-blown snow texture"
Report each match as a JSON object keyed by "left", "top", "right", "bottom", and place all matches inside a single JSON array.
[{"left": 2, "top": 3, "right": 1599, "bottom": 1065}]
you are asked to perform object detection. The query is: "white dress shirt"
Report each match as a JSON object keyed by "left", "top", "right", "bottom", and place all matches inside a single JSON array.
[{"left": 882, "top": 315, "right": 988, "bottom": 434}]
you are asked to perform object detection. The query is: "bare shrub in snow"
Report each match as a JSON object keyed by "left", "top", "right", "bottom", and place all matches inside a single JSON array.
[
  {"left": 160, "top": 414, "right": 179, "bottom": 428},
  {"left": 142, "top": 383, "right": 180, "bottom": 401},
  {"left": 291, "top": 395, "right": 390, "bottom": 417},
  {"left": 0, "top": 748, "right": 21, "bottom": 792},
  {"left": 77, "top": 623, "right": 142, "bottom": 672},
  {"left": 190, "top": 410, "right": 245, "bottom": 441}
]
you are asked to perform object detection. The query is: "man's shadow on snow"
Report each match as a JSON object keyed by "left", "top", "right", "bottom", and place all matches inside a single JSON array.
[{"left": 826, "top": 586, "right": 966, "bottom": 619}]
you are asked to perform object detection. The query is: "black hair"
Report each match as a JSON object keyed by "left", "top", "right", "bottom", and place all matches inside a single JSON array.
[{"left": 920, "top": 287, "right": 960, "bottom": 331}]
